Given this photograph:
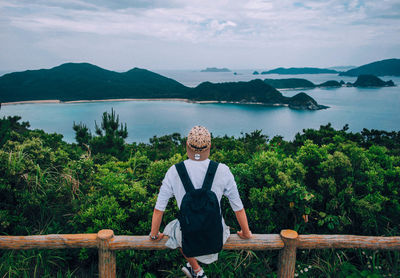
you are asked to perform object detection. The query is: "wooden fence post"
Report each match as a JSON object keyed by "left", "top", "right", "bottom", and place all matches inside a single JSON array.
[
  {"left": 278, "top": 229, "right": 299, "bottom": 278},
  {"left": 97, "top": 229, "right": 116, "bottom": 278}
]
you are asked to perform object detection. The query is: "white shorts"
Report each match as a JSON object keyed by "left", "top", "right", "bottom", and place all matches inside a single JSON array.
[{"left": 163, "top": 218, "right": 230, "bottom": 264}]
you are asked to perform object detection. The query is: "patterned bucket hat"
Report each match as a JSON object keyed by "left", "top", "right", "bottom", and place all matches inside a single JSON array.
[{"left": 187, "top": 126, "right": 211, "bottom": 153}]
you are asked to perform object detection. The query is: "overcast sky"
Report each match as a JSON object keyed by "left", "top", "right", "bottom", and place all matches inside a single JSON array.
[{"left": 1, "top": 0, "right": 399, "bottom": 71}]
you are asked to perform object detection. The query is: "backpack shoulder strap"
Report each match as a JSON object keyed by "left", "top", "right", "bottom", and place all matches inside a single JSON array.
[
  {"left": 202, "top": 160, "right": 219, "bottom": 191},
  {"left": 175, "top": 162, "right": 195, "bottom": 193}
]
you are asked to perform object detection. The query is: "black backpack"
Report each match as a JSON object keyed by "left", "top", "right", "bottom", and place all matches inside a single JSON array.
[{"left": 175, "top": 160, "right": 223, "bottom": 257}]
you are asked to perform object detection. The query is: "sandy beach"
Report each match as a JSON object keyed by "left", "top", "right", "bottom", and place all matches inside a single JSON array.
[
  {"left": 2, "top": 100, "right": 61, "bottom": 105},
  {"left": 1, "top": 98, "right": 283, "bottom": 106},
  {"left": 2, "top": 98, "right": 193, "bottom": 106}
]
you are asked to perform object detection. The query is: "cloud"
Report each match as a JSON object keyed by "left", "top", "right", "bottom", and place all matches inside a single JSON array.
[{"left": 0, "top": 0, "right": 399, "bottom": 69}]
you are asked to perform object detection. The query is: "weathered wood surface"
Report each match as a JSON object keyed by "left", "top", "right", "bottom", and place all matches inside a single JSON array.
[
  {"left": 224, "top": 234, "right": 284, "bottom": 250},
  {"left": 109, "top": 236, "right": 169, "bottom": 250},
  {"left": 98, "top": 230, "right": 116, "bottom": 278},
  {"left": 278, "top": 230, "right": 298, "bottom": 278},
  {"left": 1, "top": 233, "right": 399, "bottom": 251},
  {"left": 109, "top": 234, "right": 284, "bottom": 251},
  {"left": 298, "top": 235, "right": 400, "bottom": 250},
  {"left": 0, "top": 234, "right": 98, "bottom": 249}
]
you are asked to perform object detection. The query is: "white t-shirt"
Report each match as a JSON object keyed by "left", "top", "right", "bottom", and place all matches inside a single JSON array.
[{"left": 155, "top": 159, "right": 244, "bottom": 212}]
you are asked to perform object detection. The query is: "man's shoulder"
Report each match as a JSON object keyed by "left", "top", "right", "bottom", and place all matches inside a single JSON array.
[
  {"left": 213, "top": 161, "right": 231, "bottom": 174},
  {"left": 165, "top": 163, "right": 179, "bottom": 177}
]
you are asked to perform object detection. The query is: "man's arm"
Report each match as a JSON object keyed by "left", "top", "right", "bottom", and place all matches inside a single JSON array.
[
  {"left": 150, "top": 208, "right": 164, "bottom": 241},
  {"left": 235, "top": 208, "right": 252, "bottom": 239}
]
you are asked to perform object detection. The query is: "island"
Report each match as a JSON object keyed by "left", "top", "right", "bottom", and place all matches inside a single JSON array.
[
  {"left": 263, "top": 76, "right": 397, "bottom": 89},
  {"left": 261, "top": 67, "right": 338, "bottom": 75},
  {"left": 200, "top": 67, "right": 231, "bottom": 72},
  {"left": 353, "top": 75, "right": 395, "bottom": 87},
  {"left": 0, "top": 63, "right": 327, "bottom": 110},
  {"left": 189, "top": 79, "right": 328, "bottom": 110},
  {"left": 287, "top": 92, "right": 328, "bottom": 110},
  {"left": 253, "top": 71, "right": 259, "bottom": 75},
  {"left": 339, "top": 58, "right": 400, "bottom": 77}
]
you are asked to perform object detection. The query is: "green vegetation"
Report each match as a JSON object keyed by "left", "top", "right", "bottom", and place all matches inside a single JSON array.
[
  {"left": 191, "top": 80, "right": 327, "bottom": 109},
  {"left": 190, "top": 79, "right": 284, "bottom": 104},
  {"left": 0, "top": 63, "right": 326, "bottom": 110},
  {"left": 340, "top": 58, "right": 400, "bottom": 77},
  {"left": 1, "top": 113, "right": 400, "bottom": 277},
  {"left": 264, "top": 78, "right": 316, "bottom": 89},
  {"left": 287, "top": 92, "right": 328, "bottom": 110},
  {"left": 261, "top": 67, "right": 338, "bottom": 75},
  {"left": 0, "top": 63, "right": 190, "bottom": 102}
]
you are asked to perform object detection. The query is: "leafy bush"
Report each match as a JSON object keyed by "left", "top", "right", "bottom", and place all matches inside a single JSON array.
[{"left": 1, "top": 116, "right": 399, "bottom": 277}]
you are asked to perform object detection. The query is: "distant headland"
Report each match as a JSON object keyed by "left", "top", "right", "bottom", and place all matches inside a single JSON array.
[
  {"left": 201, "top": 67, "right": 231, "bottom": 72},
  {"left": 261, "top": 67, "right": 339, "bottom": 75},
  {"left": 0, "top": 63, "right": 327, "bottom": 110},
  {"left": 255, "top": 58, "right": 400, "bottom": 77},
  {"left": 339, "top": 58, "right": 400, "bottom": 77}
]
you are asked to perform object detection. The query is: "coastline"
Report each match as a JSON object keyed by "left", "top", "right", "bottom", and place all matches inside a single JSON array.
[
  {"left": 2, "top": 98, "right": 192, "bottom": 106},
  {"left": 1, "top": 98, "right": 282, "bottom": 106},
  {"left": 2, "top": 99, "right": 61, "bottom": 105}
]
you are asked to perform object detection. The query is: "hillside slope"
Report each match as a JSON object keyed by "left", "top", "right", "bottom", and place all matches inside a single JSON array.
[
  {"left": 339, "top": 59, "right": 400, "bottom": 76},
  {"left": 0, "top": 63, "right": 190, "bottom": 102}
]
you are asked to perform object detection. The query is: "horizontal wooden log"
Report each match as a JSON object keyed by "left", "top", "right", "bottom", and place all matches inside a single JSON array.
[
  {"left": 109, "top": 234, "right": 284, "bottom": 251},
  {"left": 1, "top": 233, "right": 399, "bottom": 251},
  {"left": 223, "top": 234, "right": 284, "bottom": 250},
  {"left": 298, "top": 235, "right": 400, "bottom": 250},
  {"left": 0, "top": 234, "right": 98, "bottom": 249},
  {"left": 109, "top": 236, "right": 169, "bottom": 250}
]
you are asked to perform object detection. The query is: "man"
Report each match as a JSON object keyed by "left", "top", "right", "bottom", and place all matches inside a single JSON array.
[{"left": 149, "top": 126, "right": 252, "bottom": 278}]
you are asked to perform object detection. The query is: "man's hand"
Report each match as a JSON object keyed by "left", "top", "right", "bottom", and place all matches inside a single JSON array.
[
  {"left": 150, "top": 209, "right": 164, "bottom": 242},
  {"left": 237, "top": 230, "right": 253, "bottom": 239},
  {"left": 149, "top": 232, "right": 164, "bottom": 242}
]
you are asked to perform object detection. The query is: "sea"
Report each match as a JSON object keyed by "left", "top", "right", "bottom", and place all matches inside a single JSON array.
[{"left": 1, "top": 70, "right": 400, "bottom": 143}]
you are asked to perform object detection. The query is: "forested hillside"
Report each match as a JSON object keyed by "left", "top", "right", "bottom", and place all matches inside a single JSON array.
[
  {"left": 1, "top": 113, "right": 399, "bottom": 277},
  {"left": 0, "top": 63, "right": 190, "bottom": 102}
]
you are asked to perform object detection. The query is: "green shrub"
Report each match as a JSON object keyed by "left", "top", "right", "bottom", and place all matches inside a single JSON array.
[{"left": 1, "top": 117, "right": 399, "bottom": 277}]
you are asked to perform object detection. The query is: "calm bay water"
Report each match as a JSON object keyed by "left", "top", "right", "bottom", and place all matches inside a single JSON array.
[{"left": 1, "top": 73, "right": 399, "bottom": 143}]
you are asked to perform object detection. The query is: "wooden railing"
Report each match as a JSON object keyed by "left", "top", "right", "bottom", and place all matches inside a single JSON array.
[{"left": 1, "top": 229, "right": 400, "bottom": 278}]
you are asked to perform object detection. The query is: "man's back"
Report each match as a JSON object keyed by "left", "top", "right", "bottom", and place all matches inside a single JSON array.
[{"left": 155, "top": 159, "right": 243, "bottom": 212}]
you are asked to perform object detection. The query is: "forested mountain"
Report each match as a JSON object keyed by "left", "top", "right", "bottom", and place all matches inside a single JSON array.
[
  {"left": 339, "top": 58, "right": 400, "bottom": 76},
  {"left": 0, "top": 63, "right": 190, "bottom": 102},
  {"left": 0, "top": 63, "right": 327, "bottom": 110}
]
